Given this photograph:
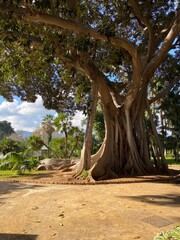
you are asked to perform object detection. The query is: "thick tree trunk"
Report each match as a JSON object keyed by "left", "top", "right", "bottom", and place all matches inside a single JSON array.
[
  {"left": 91, "top": 99, "right": 155, "bottom": 180},
  {"left": 75, "top": 60, "right": 168, "bottom": 181}
]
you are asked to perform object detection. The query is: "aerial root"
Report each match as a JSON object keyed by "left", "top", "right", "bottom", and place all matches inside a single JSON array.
[
  {"left": 70, "top": 168, "right": 96, "bottom": 183},
  {"left": 85, "top": 175, "right": 96, "bottom": 183},
  {"left": 58, "top": 163, "right": 76, "bottom": 171}
]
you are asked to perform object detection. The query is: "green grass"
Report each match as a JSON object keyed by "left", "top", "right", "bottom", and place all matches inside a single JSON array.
[
  {"left": 166, "top": 157, "right": 180, "bottom": 165},
  {"left": 150, "top": 157, "right": 180, "bottom": 165},
  {"left": 0, "top": 170, "right": 50, "bottom": 179},
  {"left": 0, "top": 156, "right": 179, "bottom": 179},
  {"left": 81, "top": 169, "right": 89, "bottom": 179},
  {"left": 154, "top": 226, "right": 180, "bottom": 240}
]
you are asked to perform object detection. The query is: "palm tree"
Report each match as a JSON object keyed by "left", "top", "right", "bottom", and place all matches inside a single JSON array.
[
  {"left": 0, "top": 148, "right": 35, "bottom": 174},
  {"left": 68, "top": 126, "right": 84, "bottom": 158},
  {"left": 53, "top": 113, "right": 72, "bottom": 158},
  {"left": 41, "top": 114, "right": 55, "bottom": 157}
]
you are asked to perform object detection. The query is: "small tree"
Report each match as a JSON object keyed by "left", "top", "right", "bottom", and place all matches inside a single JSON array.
[
  {"left": 0, "top": 150, "right": 38, "bottom": 174},
  {"left": 28, "top": 134, "right": 59, "bottom": 159},
  {"left": 28, "top": 135, "right": 44, "bottom": 152},
  {"left": 0, "top": 121, "right": 15, "bottom": 141},
  {"left": 0, "top": 138, "right": 38, "bottom": 173},
  {"left": 53, "top": 113, "right": 73, "bottom": 158},
  {"left": 41, "top": 114, "right": 55, "bottom": 157},
  {"left": 68, "top": 126, "right": 84, "bottom": 158},
  {"left": 41, "top": 115, "right": 55, "bottom": 143},
  {"left": 49, "top": 138, "right": 64, "bottom": 158}
]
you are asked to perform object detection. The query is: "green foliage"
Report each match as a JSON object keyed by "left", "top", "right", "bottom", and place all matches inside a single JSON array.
[
  {"left": 53, "top": 113, "right": 84, "bottom": 158},
  {"left": 162, "top": 91, "right": 180, "bottom": 138},
  {"left": 74, "top": 36, "right": 92, "bottom": 52},
  {"left": 0, "top": 170, "right": 49, "bottom": 178},
  {"left": 0, "top": 170, "right": 20, "bottom": 178},
  {"left": 92, "top": 105, "right": 105, "bottom": 154},
  {"left": 0, "top": 148, "right": 39, "bottom": 174},
  {"left": 0, "top": 13, "right": 90, "bottom": 113},
  {"left": 166, "top": 155, "right": 180, "bottom": 165},
  {"left": 0, "top": 0, "right": 179, "bottom": 173},
  {"left": 0, "top": 1, "right": 178, "bottom": 117},
  {"left": 53, "top": 113, "right": 72, "bottom": 134},
  {"left": 93, "top": 106, "right": 105, "bottom": 143},
  {"left": 68, "top": 126, "right": 84, "bottom": 158},
  {"left": 0, "top": 121, "right": 15, "bottom": 140},
  {"left": 0, "top": 152, "right": 25, "bottom": 173},
  {"left": 49, "top": 126, "right": 84, "bottom": 158},
  {"left": 166, "top": 136, "right": 177, "bottom": 152},
  {"left": 91, "top": 137, "right": 100, "bottom": 155},
  {"left": 149, "top": 55, "right": 180, "bottom": 158},
  {"left": 154, "top": 226, "right": 180, "bottom": 240},
  {"left": 41, "top": 114, "right": 55, "bottom": 145},
  {"left": 28, "top": 135, "right": 44, "bottom": 151},
  {"left": 0, "top": 137, "right": 25, "bottom": 155},
  {"left": 49, "top": 137, "right": 64, "bottom": 158},
  {"left": 81, "top": 169, "right": 88, "bottom": 179},
  {"left": 31, "top": 113, "right": 84, "bottom": 159}
]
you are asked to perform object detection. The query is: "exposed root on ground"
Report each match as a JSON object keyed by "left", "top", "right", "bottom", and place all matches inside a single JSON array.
[{"left": 58, "top": 163, "right": 76, "bottom": 171}]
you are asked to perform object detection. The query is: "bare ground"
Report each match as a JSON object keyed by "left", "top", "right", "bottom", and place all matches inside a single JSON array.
[{"left": 0, "top": 166, "right": 179, "bottom": 240}]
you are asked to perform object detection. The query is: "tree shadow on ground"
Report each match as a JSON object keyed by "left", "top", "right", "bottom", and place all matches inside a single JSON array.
[
  {"left": 131, "top": 174, "right": 180, "bottom": 185},
  {"left": 0, "top": 233, "right": 38, "bottom": 240},
  {"left": 0, "top": 168, "right": 179, "bottom": 185},
  {"left": 0, "top": 181, "right": 43, "bottom": 195},
  {"left": 96, "top": 173, "right": 180, "bottom": 186},
  {"left": 27, "top": 172, "right": 54, "bottom": 180},
  {"left": 128, "top": 168, "right": 180, "bottom": 185},
  {"left": 117, "top": 193, "right": 180, "bottom": 207}
]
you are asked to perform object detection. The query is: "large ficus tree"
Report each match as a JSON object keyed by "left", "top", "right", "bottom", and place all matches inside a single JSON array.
[{"left": 0, "top": 1, "right": 179, "bottom": 180}]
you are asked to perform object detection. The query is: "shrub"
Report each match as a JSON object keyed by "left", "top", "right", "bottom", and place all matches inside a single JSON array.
[{"left": 154, "top": 226, "right": 180, "bottom": 240}]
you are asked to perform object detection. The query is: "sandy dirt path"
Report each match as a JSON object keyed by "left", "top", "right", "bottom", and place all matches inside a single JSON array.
[{"left": 0, "top": 179, "right": 179, "bottom": 240}]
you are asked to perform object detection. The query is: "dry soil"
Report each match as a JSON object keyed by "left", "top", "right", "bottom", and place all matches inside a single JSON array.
[{"left": 0, "top": 168, "right": 179, "bottom": 240}]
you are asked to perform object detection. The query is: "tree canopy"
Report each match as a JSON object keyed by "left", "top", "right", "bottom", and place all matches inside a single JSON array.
[
  {"left": 0, "top": 120, "right": 15, "bottom": 140},
  {"left": 0, "top": 1, "right": 179, "bottom": 180},
  {"left": 1, "top": 1, "right": 178, "bottom": 105}
]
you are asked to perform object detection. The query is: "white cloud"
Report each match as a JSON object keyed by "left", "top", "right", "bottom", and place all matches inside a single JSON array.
[
  {"left": 0, "top": 96, "right": 56, "bottom": 132},
  {"left": 72, "top": 111, "right": 86, "bottom": 130},
  {"left": 0, "top": 96, "right": 86, "bottom": 132},
  {"left": 18, "top": 97, "right": 49, "bottom": 115}
]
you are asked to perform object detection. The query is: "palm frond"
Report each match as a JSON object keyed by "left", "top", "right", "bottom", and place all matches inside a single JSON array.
[
  {"left": 0, "top": 161, "right": 11, "bottom": 169},
  {"left": 2, "top": 152, "right": 23, "bottom": 162}
]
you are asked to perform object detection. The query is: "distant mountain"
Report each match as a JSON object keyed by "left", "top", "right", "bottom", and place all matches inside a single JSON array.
[{"left": 16, "top": 130, "right": 32, "bottom": 139}]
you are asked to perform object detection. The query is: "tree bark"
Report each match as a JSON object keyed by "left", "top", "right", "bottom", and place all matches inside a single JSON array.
[
  {"left": 146, "top": 101, "right": 168, "bottom": 173},
  {"left": 74, "top": 60, "right": 168, "bottom": 180},
  {"left": 75, "top": 81, "right": 98, "bottom": 176}
]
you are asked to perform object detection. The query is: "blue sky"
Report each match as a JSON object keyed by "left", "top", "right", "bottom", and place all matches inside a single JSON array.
[{"left": 0, "top": 96, "right": 84, "bottom": 132}]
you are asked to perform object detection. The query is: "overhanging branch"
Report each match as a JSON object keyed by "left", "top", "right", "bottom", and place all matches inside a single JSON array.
[
  {"left": 143, "top": 11, "right": 180, "bottom": 80},
  {"left": 129, "top": 0, "right": 154, "bottom": 61},
  {"left": 27, "top": 14, "right": 136, "bottom": 56},
  {"left": 0, "top": 3, "right": 138, "bottom": 59},
  {"left": 149, "top": 77, "right": 179, "bottom": 104}
]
